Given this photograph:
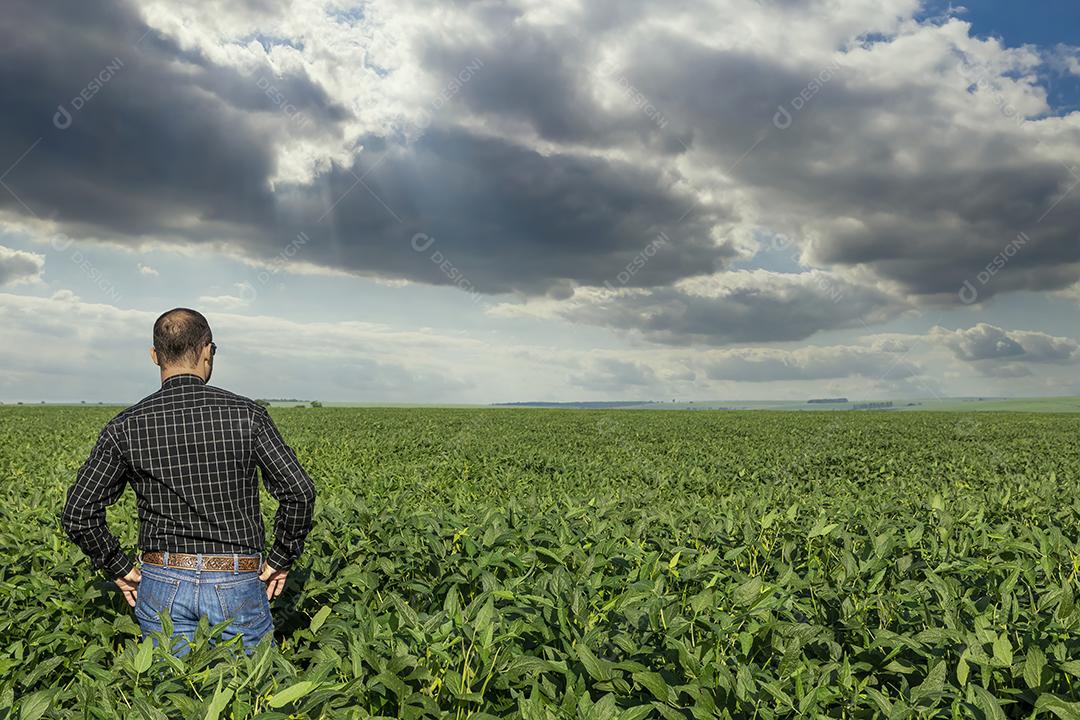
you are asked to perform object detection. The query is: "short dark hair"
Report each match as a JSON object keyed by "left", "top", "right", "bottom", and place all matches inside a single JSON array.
[{"left": 153, "top": 308, "right": 212, "bottom": 367}]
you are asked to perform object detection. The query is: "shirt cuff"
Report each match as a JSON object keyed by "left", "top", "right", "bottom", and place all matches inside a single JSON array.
[
  {"left": 265, "top": 545, "right": 295, "bottom": 571},
  {"left": 102, "top": 548, "right": 134, "bottom": 579}
]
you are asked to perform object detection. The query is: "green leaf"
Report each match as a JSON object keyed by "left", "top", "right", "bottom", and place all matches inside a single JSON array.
[
  {"left": 620, "top": 706, "right": 655, "bottom": 720},
  {"left": 1023, "top": 647, "right": 1047, "bottom": 690},
  {"left": 309, "top": 605, "right": 332, "bottom": 633},
  {"left": 972, "top": 685, "right": 1007, "bottom": 720},
  {"left": 575, "top": 643, "right": 613, "bottom": 682},
  {"left": 268, "top": 681, "right": 317, "bottom": 709},
  {"left": 910, "top": 660, "right": 946, "bottom": 702},
  {"left": 1035, "top": 694, "right": 1080, "bottom": 720},
  {"left": 1060, "top": 660, "right": 1080, "bottom": 679},
  {"left": 375, "top": 671, "right": 409, "bottom": 700},
  {"left": 863, "top": 687, "right": 892, "bottom": 714},
  {"left": 132, "top": 697, "right": 169, "bottom": 720},
  {"left": 18, "top": 690, "right": 52, "bottom": 720},
  {"left": 992, "top": 634, "right": 1013, "bottom": 667},
  {"left": 632, "top": 671, "right": 675, "bottom": 705},
  {"left": 808, "top": 521, "right": 838, "bottom": 538},
  {"left": 1058, "top": 582, "right": 1075, "bottom": 621},
  {"left": 735, "top": 666, "right": 755, "bottom": 702},
  {"left": 733, "top": 576, "right": 763, "bottom": 606},
  {"left": 957, "top": 648, "right": 970, "bottom": 687},
  {"left": 0, "top": 687, "right": 13, "bottom": 712},
  {"left": 203, "top": 680, "right": 234, "bottom": 720},
  {"left": 475, "top": 597, "right": 496, "bottom": 648},
  {"left": 134, "top": 638, "right": 154, "bottom": 674},
  {"left": 652, "top": 702, "right": 685, "bottom": 720}
]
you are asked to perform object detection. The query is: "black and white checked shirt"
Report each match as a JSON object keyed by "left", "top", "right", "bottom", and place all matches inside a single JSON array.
[{"left": 62, "top": 374, "right": 315, "bottom": 578}]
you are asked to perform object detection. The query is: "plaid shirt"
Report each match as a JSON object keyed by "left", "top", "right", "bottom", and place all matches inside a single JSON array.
[{"left": 61, "top": 374, "right": 315, "bottom": 577}]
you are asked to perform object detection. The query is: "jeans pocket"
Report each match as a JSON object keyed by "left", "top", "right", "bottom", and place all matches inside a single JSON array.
[
  {"left": 214, "top": 577, "right": 270, "bottom": 630},
  {"left": 135, "top": 574, "right": 181, "bottom": 625}
]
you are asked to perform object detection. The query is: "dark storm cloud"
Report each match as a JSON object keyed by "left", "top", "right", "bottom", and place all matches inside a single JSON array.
[
  {"left": 270, "top": 128, "right": 732, "bottom": 294},
  {"left": 548, "top": 271, "right": 900, "bottom": 345},
  {"left": 626, "top": 33, "right": 1080, "bottom": 303},
  {"left": 0, "top": 0, "right": 733, "bottom": 297},
  {"left": 417, "top": 8, "right": 1080, "bottom": 331},
  {"left": 7, "top": 0, "right": 1079, "bottom": 351},
  {"left": 0, "top": 0, "right": 346, "bottom": 236},
  {"left": 420, "top": 17, "right": 688, "bottom": 153}
]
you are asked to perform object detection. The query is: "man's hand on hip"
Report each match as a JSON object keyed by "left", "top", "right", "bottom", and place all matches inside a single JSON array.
[
  {"left": 115, "top": 567, "right": 141, "bottom": 607},
  {"left": 259, "top": 563, "right": 288, "bottom": 600}
]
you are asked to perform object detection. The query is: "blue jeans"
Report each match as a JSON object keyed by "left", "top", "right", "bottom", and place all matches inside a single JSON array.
[{"left": 134, "top": 553, "right": 273, "bottom": 655}]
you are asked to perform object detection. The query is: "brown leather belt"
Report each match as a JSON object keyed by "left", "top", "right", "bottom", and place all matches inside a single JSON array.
[{"left": 141, "top": 551, "right": 261, "bottom": 572}]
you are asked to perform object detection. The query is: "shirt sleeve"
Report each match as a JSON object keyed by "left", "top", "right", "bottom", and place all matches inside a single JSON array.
[
  {"left": 253, "top": 409, "right": 315, "bottom": 570},
  {"left": 61, "top": 422, "right": 135, "bottom": 578}
]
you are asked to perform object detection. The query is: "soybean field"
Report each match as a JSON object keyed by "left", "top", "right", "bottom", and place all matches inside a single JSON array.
[{"left": 1, "top": 406, "right": 1079, "bottom": 719}]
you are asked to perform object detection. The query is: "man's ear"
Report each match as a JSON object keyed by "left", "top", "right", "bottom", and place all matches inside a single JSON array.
[
  {"left": 150, "top": 347, "right": 160, "bottom": 367},
  {"left": 196, "top": 343, "right": 212, "bottom": 374}
]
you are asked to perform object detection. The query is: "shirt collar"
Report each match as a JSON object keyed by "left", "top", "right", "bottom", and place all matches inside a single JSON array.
[{"left": 161, "top": 373, "right": 206, "bottom": 388}]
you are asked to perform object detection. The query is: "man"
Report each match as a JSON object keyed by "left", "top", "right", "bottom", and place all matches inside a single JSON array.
[{"left": 61, "top": 308, "right": 315, "bottom": 652}]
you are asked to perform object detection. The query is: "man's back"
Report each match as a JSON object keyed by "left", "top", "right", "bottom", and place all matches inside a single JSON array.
[{"left": 63, "top": 373, "right": 314, "bottom": 578}]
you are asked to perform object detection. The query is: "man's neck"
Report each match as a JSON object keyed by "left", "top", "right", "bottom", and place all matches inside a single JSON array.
[{"left": 160, "top": 368, "right": 207, "bottom": 384}]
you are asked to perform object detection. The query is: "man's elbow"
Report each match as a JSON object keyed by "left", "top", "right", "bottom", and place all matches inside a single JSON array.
[
  {"left": 293, "top": 471, "right": 316, "bottom": 503},
  {"left": 278, "top": 480, "right": 315, "bottom": 510},
  {"left": 60, "top": 490, "right": 93, "bottom": 538},
  {"left": 60, "top": 490, "right": 75, "bottom": 525},
  {"left": 60, "top": 501, "right": 82, "bottom": 540},
  {"left": 298, "top": 481, "right": 316, "bottom": 507}
]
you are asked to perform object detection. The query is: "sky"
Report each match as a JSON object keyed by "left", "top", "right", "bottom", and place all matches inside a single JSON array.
[{"left": 0, "top": 0, "right": 1079, "bottom": 404}]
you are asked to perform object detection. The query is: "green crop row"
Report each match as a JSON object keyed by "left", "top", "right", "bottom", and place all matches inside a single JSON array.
[{"left": 0, "top": 407, "right": 1078, "bottom": 718}]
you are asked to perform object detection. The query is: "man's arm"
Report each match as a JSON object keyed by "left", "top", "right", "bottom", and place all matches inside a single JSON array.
[
  {"left": 61, "top": 422, "right": 135, "bottom": 579},
  {"left": 253, "top": 409, "right": 315, "bottom": 574}
]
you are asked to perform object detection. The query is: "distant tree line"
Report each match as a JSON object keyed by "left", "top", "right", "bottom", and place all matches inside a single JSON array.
[{"left": 256, "top": 399, "right": 322, "bottom": 408}]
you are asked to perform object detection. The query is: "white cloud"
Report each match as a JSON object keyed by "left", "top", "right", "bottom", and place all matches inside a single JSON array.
[
  {"left": 703, "top": 345, "right": 920, "bottom": 383},
  {"left": 5, "top": 288, "right": 1080, "bottom": 401},
  {"left": 137, "top": 263, "right": 160, "bottom": 276},
  {"left": 0, "top": 245, "right": 44, "bottom": 286},
  {"left": 0, "top": 290, "right": 923, "bottom": 402},
  {"left": 570, "top": 358, "right": 658, "bottom": 392},
  {"left": 1053, "top": 281, "right": 1080, "bottom": 304},
  {"left": 198, "top": 283, "right": 256, "bottom": 311},
  {"left": 1049, "top": 44, "right": 1080, "bottom": 77},
  {"left": 931, "top": 323, "right": 1080, "bottom": 367}
]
